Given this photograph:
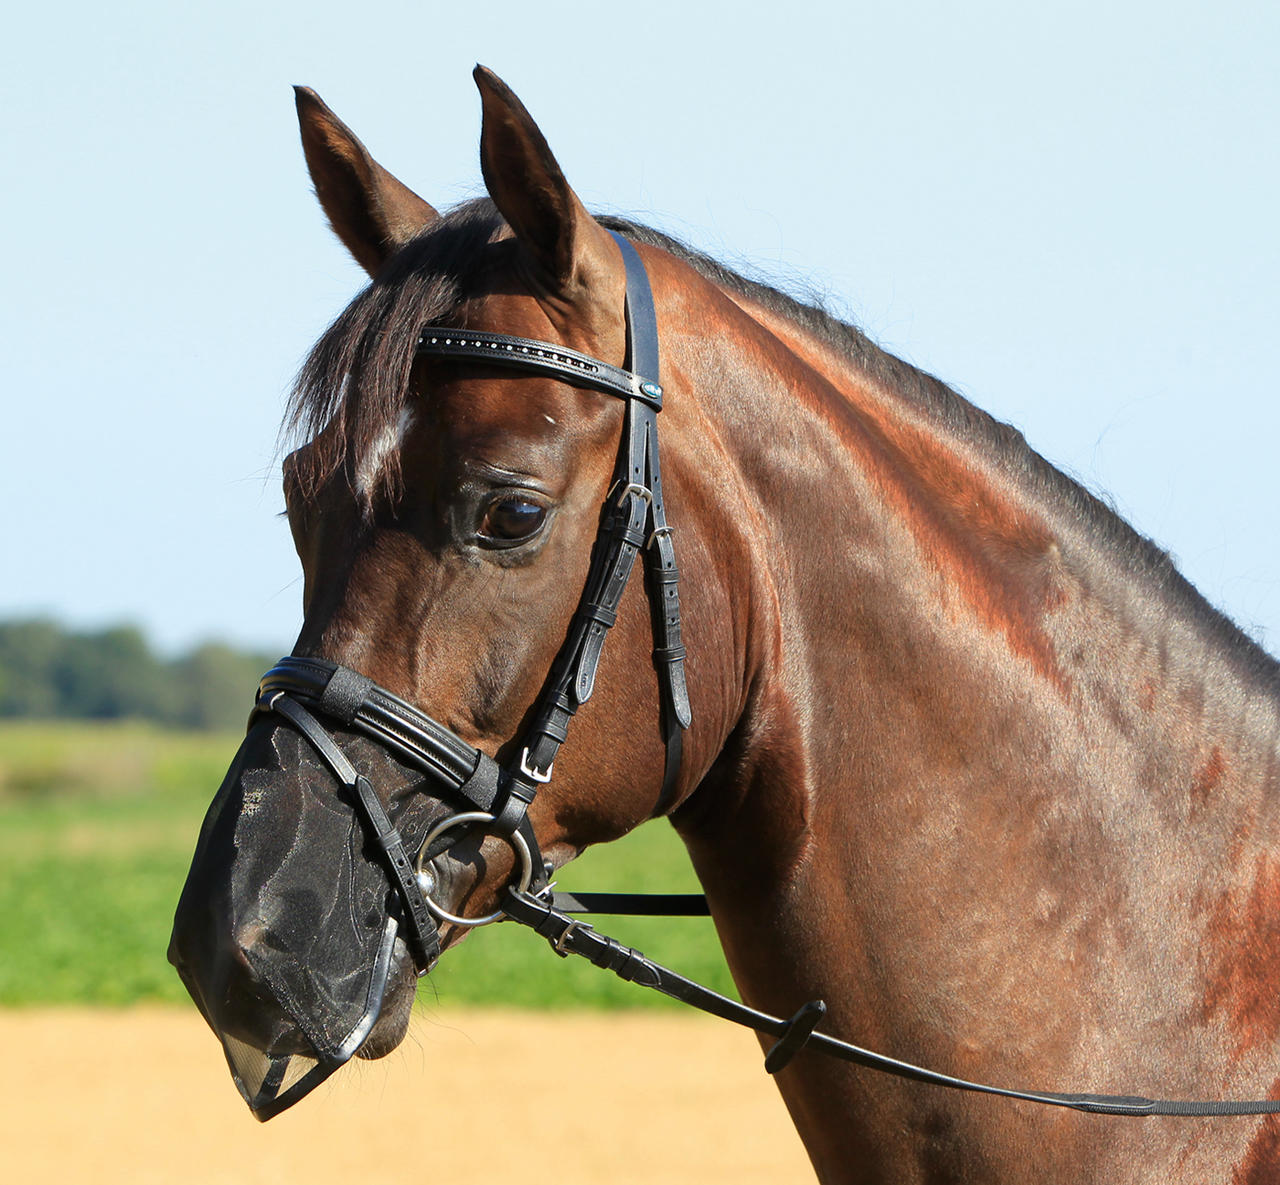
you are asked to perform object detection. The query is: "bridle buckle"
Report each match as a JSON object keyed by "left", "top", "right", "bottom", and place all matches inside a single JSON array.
[
  {"left": 611, "top": 480, "right": 653, "bottom": 510},
  {"left": 552, "top": 918, "right": 586, "bottom": 957},
  {"left": 519, "top": 747, "right": 554, "bottom": 784}
]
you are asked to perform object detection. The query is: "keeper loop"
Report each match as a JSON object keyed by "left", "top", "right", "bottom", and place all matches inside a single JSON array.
[{"left": 764, "top": 1000, "right": 827, "bottom": 1074}]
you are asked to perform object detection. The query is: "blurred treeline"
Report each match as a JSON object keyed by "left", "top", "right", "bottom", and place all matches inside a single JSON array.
[{"left": 0, "top": 619, "right": 278, "bottom": 731}]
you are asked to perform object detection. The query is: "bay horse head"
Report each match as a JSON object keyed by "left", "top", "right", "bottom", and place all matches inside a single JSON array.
[
  {"left": 170, "top": 68, "right": 1280, "bottom": 1183},
  {"left": 169, "top": 67, "right": 705, "bottom": 1118}
]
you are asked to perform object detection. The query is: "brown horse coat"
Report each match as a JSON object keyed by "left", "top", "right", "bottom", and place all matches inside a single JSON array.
[{"left": 170, "top": 69, "right": 1280, "bottom": 1183}]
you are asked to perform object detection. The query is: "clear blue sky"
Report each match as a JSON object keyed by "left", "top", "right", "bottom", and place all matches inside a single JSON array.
[{"left": 3, "top": 1, "right": 1277, "bottom": 657}]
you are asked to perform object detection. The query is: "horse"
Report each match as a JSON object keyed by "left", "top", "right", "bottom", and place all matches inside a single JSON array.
[{"left": 168, "top": 67, "right": 1280, "bottom": 1183}]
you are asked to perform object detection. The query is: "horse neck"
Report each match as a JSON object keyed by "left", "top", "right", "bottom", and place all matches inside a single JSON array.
[
  {"left": 666, "top": 280, "right": 1280, "bottom": 1170},
  {"left": 675, "top": 282, "right": 1280, "bottom": 844}
]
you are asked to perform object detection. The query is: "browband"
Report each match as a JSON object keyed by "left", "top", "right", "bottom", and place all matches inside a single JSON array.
[{"left": 414, "top": 328, "right": 664, "bottom": 410}]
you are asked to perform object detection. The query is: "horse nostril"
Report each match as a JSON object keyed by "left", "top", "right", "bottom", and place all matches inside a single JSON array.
[{"left": 234, "top": 921, "right": 267, "bottom": 959}]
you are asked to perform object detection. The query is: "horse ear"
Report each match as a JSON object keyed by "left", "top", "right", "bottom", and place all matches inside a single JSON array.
[
  {"left": 473, "top": 66, "right": 618, "bottom": 301},
  {"left": 294, "top": 86, "right": 439, "bottom": 276}
]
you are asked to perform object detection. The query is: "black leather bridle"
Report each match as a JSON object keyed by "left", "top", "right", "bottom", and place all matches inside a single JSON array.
[
  {"left": 255, "top": 231, "right": 689, "bottom": 972},
  {"left": 251, "top": 230, "right": 1280, "bottom": 1120}
]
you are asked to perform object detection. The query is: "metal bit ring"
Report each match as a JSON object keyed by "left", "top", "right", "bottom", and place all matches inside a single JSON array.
[{"left": 414, "top": 811, "right": 533, "bottom": 928}]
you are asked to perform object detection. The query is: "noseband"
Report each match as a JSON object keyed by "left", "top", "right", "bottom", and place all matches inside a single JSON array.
[{"left": 254, "top": 231, "right": 689, "bottom": 972}]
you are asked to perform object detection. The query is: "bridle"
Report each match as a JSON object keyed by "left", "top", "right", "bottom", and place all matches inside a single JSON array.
[
  {"left": 256, "top": 230, "right": 686, "bottom": 966},
  {"left": 250, "top": 230, "right": 1280, "bottom": 1122}
]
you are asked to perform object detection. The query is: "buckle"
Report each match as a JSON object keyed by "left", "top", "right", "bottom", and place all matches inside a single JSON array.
[
  {"left": 610, "top": 481, "right": 653, "bottom": 510},
  {"left": 552, "top": 919, "right": 587, "bottom": 957},
  {"left": 519, "top": 747, "right": 554, "bottom": 783}
]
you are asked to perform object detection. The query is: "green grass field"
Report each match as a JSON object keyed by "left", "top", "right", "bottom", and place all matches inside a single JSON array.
[{"left": 0, "top": 721, "right": 735, "bottom": 1008}]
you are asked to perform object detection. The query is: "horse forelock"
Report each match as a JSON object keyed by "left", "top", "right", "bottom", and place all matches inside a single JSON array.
[{"left": 286, "top": 200, "right": 506, "bottom": 505}]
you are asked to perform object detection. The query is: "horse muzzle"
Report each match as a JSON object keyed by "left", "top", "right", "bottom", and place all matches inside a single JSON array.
[{"left": 168, "top": 719, "right": 438, "bottom": 1119}]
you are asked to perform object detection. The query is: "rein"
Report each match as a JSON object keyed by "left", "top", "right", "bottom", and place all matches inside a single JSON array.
[
  {"left": 256, "top": 231, "right": 1280, "bottom": 1121},
  {"left": 501, "top": 892, "right": 1280, "bottom": 1117}
]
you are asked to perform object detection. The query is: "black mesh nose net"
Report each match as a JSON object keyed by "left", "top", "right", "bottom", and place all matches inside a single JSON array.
[{"left": 169, "top": 720, "right": 441, "bottom": 1120}]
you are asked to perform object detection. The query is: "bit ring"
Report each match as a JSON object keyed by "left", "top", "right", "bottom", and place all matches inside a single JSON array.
[{"left": 414, "top": 811, "right": 532, "bottom": 928}]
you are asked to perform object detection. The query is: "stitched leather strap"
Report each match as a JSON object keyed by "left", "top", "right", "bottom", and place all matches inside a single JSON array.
[
  {"left": 500, "top": 232, "right": 689, "bottom": 819},
  {"left": 257, "top": 659, "right": 545, "bottom": 885},
  {"left": 260, "top": 657, "right": 481, "bottom": 789}
]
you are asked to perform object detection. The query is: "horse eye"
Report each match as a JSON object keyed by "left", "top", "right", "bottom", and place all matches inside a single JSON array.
[{"left": 479, "top": 497, "right": 547, "bottom": 544}]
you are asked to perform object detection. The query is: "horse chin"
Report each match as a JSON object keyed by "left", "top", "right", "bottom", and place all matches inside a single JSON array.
[
  {"left": 357, "top": 936, "right": 418, "bottom": 1059},
  {"left": 359, "top": 1009, "right": 411, "bottom": 1057}
]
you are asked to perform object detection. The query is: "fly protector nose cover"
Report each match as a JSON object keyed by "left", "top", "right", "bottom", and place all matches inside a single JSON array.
[{"left": 169, "top": 720, "right": 442, "bottom": 1118}]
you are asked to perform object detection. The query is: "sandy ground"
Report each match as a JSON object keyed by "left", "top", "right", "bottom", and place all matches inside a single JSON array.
[{"left": 0, "top": 1007, "right": 814, "bottom": 1184}]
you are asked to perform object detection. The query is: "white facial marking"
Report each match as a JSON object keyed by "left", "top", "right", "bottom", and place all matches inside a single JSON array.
[{"left": 355, "top": 406, "right": 414, "bottom": 497}]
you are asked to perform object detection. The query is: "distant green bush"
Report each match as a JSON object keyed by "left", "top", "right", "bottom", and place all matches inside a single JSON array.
[{"left": 0, "top": 619, "right": 276, "bottom": 730}]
